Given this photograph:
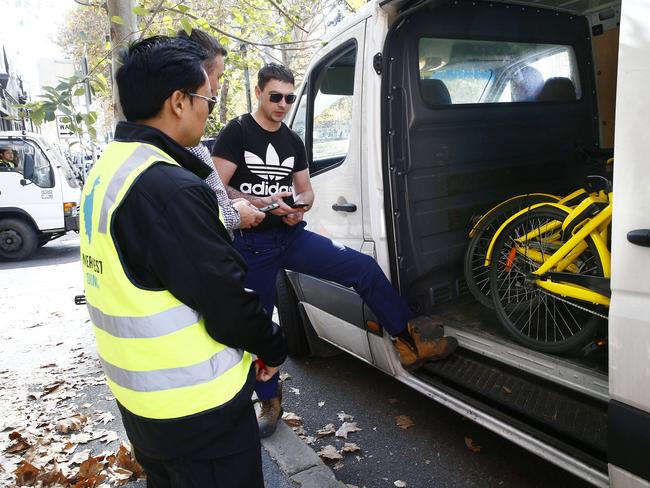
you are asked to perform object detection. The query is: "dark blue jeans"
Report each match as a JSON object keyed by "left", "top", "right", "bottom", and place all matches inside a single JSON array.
[{"left": 234, "top": 222, "right": 413, "bottom": 400}]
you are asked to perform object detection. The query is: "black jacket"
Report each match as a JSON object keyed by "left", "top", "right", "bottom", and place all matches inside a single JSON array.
[{"left": 110, "top": 121, "right": 287, "bottom": 459}]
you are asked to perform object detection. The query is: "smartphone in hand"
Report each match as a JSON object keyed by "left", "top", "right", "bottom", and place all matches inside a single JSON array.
[
  {"left": 289, "top": 202, "right": 309, "bottom": 209},
  {"left": 258, "top": 202, "right": 280, "bottom": 213}
]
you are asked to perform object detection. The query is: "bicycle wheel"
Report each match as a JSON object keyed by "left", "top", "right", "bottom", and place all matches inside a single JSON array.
[
  {"left": 489, "top": 206, "right": 606, "bottom": 354},
  {"left": 464, "top": 194, "right": 559, "bottom": 309}
]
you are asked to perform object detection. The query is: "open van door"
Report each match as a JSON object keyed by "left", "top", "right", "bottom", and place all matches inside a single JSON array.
[
  {"left": 286, "top": 19, "right": 373, "bottom": 362},
  {"left": 608, "top": 0, "right": 650, "bottom": 486}
]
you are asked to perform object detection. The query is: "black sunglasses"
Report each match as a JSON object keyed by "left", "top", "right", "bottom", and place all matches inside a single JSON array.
[
  {"left": 187, "top": 92, "right": 218, "bottom": 114},
  {"left": 269, "top": 92, "right": 297, "bottom": 104}
]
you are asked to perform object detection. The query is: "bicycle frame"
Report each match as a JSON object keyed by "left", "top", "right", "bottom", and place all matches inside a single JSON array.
[{"left": 509, "top": 194, "right": 612, "bottom": 307}]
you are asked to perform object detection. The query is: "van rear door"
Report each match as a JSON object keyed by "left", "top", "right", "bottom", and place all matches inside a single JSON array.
[{"left": 608, "top": 0, "right": 650, "bottom": 485}]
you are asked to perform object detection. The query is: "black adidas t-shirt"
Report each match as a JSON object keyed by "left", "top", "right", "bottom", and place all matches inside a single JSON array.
[{"left": 212, "top": 114, "right": 308, "bottom": 230}]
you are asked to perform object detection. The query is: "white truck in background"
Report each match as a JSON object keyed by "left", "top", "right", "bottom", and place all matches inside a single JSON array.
[{"left": 0, "top": 131, "right": 81, "bottom": 261}]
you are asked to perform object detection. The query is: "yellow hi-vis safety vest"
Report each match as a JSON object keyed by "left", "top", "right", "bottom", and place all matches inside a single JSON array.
[{"left": 79, "top": 141, "right": 251, "bottom": 420}]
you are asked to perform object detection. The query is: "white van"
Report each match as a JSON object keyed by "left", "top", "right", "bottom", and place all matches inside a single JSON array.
[
  {"left": 277, "top": 0, "right": 650, "bottom": 486},
  {"left": 0, "top": 132, "right": 81, "bottom": 261}
]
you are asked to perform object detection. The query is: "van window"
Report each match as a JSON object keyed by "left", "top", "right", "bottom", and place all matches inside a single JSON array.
[
  {"left": 418, "top": 38, "right": 581, "bottom": 105},
  {"left": 292, "top": 44, "right": 356, "bottom": 175}
]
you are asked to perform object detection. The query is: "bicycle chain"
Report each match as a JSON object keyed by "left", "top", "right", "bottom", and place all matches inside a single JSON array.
[{"left": 536, "top": 288, "right": 609, "bottom": 320}]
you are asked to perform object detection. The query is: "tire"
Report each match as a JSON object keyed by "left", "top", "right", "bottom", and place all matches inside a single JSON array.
[
  {"left": 276, "top": 271, "right": 310, "bottom": 356},
  {"left": 0, "top": 218, "right": 38, "bottom": 261},
  {"left": 464, "top": 194, "right": 559, "bottom": 309},
  {"left": 488, "top": 206, "right": 606, "bottom": 354}
]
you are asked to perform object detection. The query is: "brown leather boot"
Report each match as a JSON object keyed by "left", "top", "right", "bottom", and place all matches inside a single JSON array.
[
  {"left": 257, "top": 380, "right": 283, "bottom": 438},
  {"left": 394, "top": 317, "right": 458, "bottom": 369}
]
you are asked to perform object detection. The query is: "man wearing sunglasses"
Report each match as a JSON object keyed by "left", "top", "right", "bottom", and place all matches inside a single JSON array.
[{"left": 212, "top": 63, "right": 457, "bottom": 439}]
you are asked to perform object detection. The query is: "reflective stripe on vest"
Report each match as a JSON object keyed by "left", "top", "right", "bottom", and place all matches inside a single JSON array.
[{"left": 80, "top": 141, "right": 250, "bottom": 420}]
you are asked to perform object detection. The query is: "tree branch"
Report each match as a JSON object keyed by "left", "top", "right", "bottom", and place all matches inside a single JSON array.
[
  {"left": 164, "top": 6, "right": 319, "bottom": 50},
  {"left": 266, "top": 0, "right": 309, "bottom": 34}
]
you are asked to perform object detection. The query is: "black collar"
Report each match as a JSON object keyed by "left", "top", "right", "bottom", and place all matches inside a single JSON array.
[{"left": 114, "top": 121, "right": 211, "bottom": 179}]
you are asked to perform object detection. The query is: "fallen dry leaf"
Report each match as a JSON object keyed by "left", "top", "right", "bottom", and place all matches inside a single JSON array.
[
  {"left": 75, "top": 455, "right": 104, "bottom": 479},
  {"left": 336, "top": 422, "right": 361, "bottom": 439},
  {"left": 100, "top": 431, "right": 120, "bottom": 444},
  {"left": 316, "top": 423, "right": 336, "bottom": 438},
  {"left": 332, "top": 461, "right": 344, "bottom": 470},
  {"left": 502, "top": 386, "right": 512, "bottom": 395},
  {"left": 279, "top": 372, "right": 292, "bottom": 381},
  {"left": 395, "top": 415, "right": 415, "bottom": 430},
  {"left": 95, "top": 411, "right": 115, "bottom": 425},
  {"left": 464, "top": 436, "right": 481, "bottom": 453},
  {"left": 5, "top": 434, "right": 31, "bottom": 454},
  {"left": 14, "top": 461, "right": 40, "bottom": 486},
  {"left": 70, "top": 450, "right": 92, "bottom": 465},
  {"left": 115, "top": 443, "right": 145, "bottom": 479},
  {"left": 394, "top": 481, "right": 408, "bottom": 487},
  {"left": 317, "top": 445, "right": 343, "bottom": 461},
  {"left": 337, "top": 412, "right": 354, "bottom": 422},
  {"left": 56, "top": 414, "right": 88, "bottom": 434},
  {"left": 42, "top": 380, "right": 65, "bottom": 396},
  {"left": 281, "top": 412, "right": 302, "bottom": 428},
  {"left": 341, "top": 442, "right": 361, "bottom": 453},
  {"left": 292, "top": 425, "right": 307, "bottom": 436},
  {"left": 318, "top": 401, "right": 325, "bottom": 408}
]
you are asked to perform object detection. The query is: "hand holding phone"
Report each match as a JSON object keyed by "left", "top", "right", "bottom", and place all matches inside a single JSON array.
[
  {"left": 259, "top": 202, "right": 280, "bottom": 213},
  {"left": 289, "top": 202, "right": 309, "bottom": 209}
]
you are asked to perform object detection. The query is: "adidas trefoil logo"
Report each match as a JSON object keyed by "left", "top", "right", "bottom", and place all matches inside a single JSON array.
[{"left": 245, "top": 143, "right": 294, "bottom": 181}]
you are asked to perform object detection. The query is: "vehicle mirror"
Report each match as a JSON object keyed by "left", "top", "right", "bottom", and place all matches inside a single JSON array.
[{"left": 22, "top": 154, "right": 35, "bottom": 181}]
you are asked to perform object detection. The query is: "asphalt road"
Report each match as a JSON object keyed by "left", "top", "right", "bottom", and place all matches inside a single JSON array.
[{"left": 279, "top": 352, "right": 593, "bottom": 488}]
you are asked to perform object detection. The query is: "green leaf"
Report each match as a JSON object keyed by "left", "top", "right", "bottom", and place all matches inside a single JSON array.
[
  {"left": 132, "top": 6, "right": 148, "bottom": 15},
  {"left": 180, "top": 18, "right": 193, "bottom": 36},
  {"left": 105, "top": 40, "right": 112, "bottom": 51},
  {"left": 73, "top": 87, "right": 86, "bottom": 97},
  {"left": 111, "top": 15, "right": 126, "bottom": 25},
  {"left": 177, "top": 4, "right": 190, "bottom": 13},
  {"left": 45, "top": 111, "right": 56, "bottom": 122}
]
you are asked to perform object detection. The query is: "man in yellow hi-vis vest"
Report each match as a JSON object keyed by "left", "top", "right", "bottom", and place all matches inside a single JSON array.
[{"left": 79, "top": 36, "right": 286, "bottom": 487}]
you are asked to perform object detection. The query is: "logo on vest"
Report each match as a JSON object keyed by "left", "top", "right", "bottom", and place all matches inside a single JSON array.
[{"left": 83, "top": 177, "right": 101, "bottom": 244}]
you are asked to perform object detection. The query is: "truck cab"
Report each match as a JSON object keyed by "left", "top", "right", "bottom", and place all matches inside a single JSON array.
[
  {"left": 278, "top": 0, "right": 650, "bottom": 486},
  {"left": 0, "top": 131, "right": 81, "bottom": 261}
]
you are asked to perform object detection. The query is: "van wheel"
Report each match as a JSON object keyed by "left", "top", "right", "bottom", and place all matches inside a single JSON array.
[
  {"left": 0, "top": 218, "right": 38, "bottom": 261},
  {"left": 276, "top": 271, "right": 310, "bottom": 357}
]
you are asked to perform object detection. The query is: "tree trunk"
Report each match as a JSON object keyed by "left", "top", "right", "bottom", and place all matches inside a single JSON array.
[
  {"left": 219, "top": 78, "right": 230, "bottom": 125},
  {"left": 106, "top": 0, "right": 138, "bottom": 123}
]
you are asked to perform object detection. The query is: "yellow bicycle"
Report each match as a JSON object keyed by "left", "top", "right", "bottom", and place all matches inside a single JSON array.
[{"left": 484, "top": 180, "right": 611, "bottom": 353}]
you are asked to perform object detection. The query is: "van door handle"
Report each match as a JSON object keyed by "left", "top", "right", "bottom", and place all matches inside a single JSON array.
[
  {"left": 627, "top": 229, "right": 650, "bottom": 247},
  {"left": 332, "top": 203, "right": 357, "bottom": 213}
]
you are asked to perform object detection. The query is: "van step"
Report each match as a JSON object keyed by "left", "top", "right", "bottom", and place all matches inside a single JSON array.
[{"left": 416, "top": 349, "right": 607, "bottom": 455}]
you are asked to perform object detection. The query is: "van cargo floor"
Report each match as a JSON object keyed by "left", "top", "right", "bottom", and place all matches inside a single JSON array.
[
  {"left": 415, "top": 348, "right": 608, "bottom": 458},
  {"left": 430, "top": 299, "right": 609, "bottom": 401}
]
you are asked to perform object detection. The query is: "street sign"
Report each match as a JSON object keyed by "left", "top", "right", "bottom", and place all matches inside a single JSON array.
[{"left": 56, "top": 115, "right": 74, "bottom": 138}]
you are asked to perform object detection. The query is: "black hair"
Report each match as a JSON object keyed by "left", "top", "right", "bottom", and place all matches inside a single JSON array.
[
  {"left": 257, "top": 63, "right": 295, "bottom": 90},
  {"left": 176, "top": 28, "right": 227, "bottom": 58},
  {"left": 116, "top": 36, "right": 209, "bottom": 121}
]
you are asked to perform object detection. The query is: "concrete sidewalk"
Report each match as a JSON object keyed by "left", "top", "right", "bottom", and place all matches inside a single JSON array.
[{"left": 262, "top": 419, "right": 344, "bottom": 488}]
